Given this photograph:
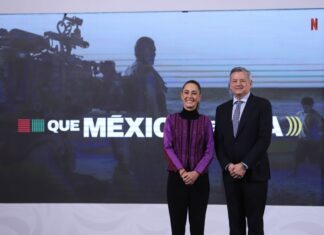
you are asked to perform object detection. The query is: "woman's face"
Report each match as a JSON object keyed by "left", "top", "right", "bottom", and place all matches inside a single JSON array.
[{"left": 181, "top": 83, "right": 201, "bottom": 111}]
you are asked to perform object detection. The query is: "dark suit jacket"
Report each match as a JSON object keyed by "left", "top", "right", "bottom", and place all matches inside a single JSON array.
[{"left": 214, "top": 94, "right": 272, "bottom": 182}]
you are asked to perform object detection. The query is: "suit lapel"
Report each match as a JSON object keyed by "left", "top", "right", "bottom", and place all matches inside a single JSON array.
[
  {"left": 224, "top": 100, "right": 235, "bottom": 139},
  {"left": 236, "top": 94, "right": 254, "bottom": 137}
]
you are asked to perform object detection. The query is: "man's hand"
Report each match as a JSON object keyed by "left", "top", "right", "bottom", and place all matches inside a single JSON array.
[{"left": 228, "top": 163, "right": 246, "bottom": 179}]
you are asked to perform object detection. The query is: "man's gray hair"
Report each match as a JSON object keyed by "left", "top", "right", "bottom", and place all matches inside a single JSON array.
[{"left": 230, "top": 67, "right": 252, "bottom": 80}]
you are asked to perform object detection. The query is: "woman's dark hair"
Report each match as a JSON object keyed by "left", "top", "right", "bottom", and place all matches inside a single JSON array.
[{"left": 181, "top": 80, "right": 201, "bottom": 93}]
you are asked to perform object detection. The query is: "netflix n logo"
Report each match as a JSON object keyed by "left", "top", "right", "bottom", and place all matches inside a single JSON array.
[{"left": 311, "top": 18, "right": 318, "bottom": 31}]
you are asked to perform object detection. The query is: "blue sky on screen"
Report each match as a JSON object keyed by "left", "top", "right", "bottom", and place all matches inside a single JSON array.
[{"left": 1, "top": 9, "right": 323, "bottom": 87}]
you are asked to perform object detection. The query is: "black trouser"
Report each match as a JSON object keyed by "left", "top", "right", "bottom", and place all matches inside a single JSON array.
[
  {"left": 167, "top": 171, "right": 210, "bottom": 235},
  {"left": 224, "top": 179, "right": 268, "bottom": 235}
]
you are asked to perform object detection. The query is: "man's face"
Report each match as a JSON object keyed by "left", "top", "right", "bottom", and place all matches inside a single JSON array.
[
  {"left": 229, "top": 71, "right": 252, "bottom": 99},
  {"left": 142, "top": 44, "right": 156, "bottom": 66},
  {"left": 302, "top": 104, "right": 312, "bottom": 112}
]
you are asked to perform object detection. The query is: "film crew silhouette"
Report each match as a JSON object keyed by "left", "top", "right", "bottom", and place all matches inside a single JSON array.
[{"left": 0, "top": 15, "right": 108, "bottom": 202}]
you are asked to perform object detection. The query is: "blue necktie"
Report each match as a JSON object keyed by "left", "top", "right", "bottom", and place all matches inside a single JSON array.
[{"left": 233, "top": 101, "right": 243, "bottom": 137}]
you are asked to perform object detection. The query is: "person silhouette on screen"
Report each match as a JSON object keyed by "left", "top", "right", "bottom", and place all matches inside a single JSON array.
[
  {"left": 98, "top": 60, "right": 124, "bottom": 111},
  {"left": 123, "top": 36, "right": 167, "bottom": 117},
  {"left": 122, "top": 37, "right": 168, "bottom": 201},
  {"left": 293, "top": 97, "right": 323, "bottom": 178}
]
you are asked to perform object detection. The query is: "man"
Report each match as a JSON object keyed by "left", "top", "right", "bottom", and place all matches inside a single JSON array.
[
  {"left": 122, "top": 36, "right": 168, "bottom": 201},
  {"left": 294, "top": 97, "right": 323, "bottom": 203},
  {"left": 123, "top": 36, "right": 167, "bottom": 117},
  {"left": 294, "top": 97, "right": 323, "bottom": 173},
  {"left": 214, "top": 67, "right": 272, "bottom": 235}
]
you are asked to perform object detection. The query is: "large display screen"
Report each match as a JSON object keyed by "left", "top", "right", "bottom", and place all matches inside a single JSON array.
[{"left": 0, "top": 9, "right": 323, "bottom": 204}]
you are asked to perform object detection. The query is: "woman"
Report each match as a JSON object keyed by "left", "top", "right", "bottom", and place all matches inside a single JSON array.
[{"left": 163, "top": 80, "right": 214, "bottom": 235}]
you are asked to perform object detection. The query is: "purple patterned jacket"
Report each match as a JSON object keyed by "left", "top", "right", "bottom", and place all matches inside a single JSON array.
[{"left": 163, "top": 112, "right": 215, "bottom": 174}]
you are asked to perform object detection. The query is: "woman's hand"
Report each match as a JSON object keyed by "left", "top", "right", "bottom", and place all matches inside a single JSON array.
[{"left": 181, "top": 171, "right": 200, "bottom": 185}]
